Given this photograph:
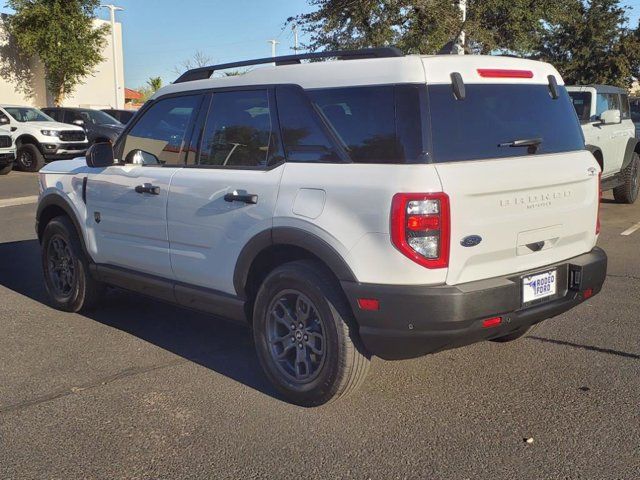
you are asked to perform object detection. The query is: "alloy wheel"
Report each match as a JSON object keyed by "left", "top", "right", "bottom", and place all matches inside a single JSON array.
[
  {"left": 266, "top": 290, "right": 326, "bottom": 383},
  {"left": 46, "top": 234, "right": 76, "bottom": 298}
]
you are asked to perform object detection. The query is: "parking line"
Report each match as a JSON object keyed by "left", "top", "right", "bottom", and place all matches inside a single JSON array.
[
  {"left": 621, "top": 222, "right": 640, "bottom": 236},
  {"left": 0, "top": 195, "right": 39, "bottom": 208}
]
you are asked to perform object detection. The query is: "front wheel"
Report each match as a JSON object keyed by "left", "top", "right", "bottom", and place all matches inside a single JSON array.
[
  {"left": 16, "top": 144, "right": 45, "bottom": 172},
  {"left": 41, "top": 216, "right": 105, "bottom": 312},
  {"left": 253, "top": 261, "right": 370, "bottom": 407},
  {"left": 613, "top": 152, "right": 639, "bottom": 204}
]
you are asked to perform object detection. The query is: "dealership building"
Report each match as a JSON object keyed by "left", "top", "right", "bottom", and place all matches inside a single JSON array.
[{"left": 0, "top": 18, "right": 125, "bottom": 109}]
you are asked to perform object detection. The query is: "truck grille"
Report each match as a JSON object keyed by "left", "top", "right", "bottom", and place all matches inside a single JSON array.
[
  {"left": 58, "top": 143, "right": 88, "bottom": 151},
  {"left": 59, "top": 131, "right": 86, "bottom": 142},
  {"left": 0, "top": 136, "right": 11, "bottom": 148}
]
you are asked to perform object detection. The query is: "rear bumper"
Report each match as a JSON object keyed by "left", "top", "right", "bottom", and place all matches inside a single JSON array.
[{"left": 342, "top": 247, "right": 607, "bottom": 360}]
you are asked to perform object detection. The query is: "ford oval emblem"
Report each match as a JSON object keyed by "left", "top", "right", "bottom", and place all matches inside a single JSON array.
[{"left": 461, "top": 235, "right": 482, "bottom": 247}]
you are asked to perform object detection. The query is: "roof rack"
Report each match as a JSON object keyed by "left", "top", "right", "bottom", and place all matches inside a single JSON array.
[{"left": 173, "top": 47, "right": 405, "bottom": 83}]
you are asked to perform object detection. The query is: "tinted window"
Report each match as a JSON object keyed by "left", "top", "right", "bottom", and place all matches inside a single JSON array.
[
  {"left": 568, "top": 92, "right": 592, "bottom": 123},
  {"left": 428, "top": 84, "right": 584, "bottom": 163},
  {"left": 630, "top": 98, "right": 640, "bottom": 122},
  {"left": 65, "top": 110, "right": 86, "bottom": 124},
  {"left": 307, "top": 86, "right": 424, "bottom": 163},
  {"left": 276, "top": 85, "right": 340, "bottom": 163},
  {"left": 122, "top": 95, "right": 201, "bottom": 165},
  {"left": 596, "top": 93, "right": 621, "bottom": 117},
  {"left": 620, "top": 94, "right": 631, "bottom": 119},
  {"left": 199, "top": 90, "right": 277, "bottom": 167},
  {"left": 42, "top": 109, "right": 63, "bottom": 122}
]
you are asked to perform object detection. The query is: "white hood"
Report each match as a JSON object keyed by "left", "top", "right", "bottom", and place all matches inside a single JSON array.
[{"left": 21, "top": 121, "right": 84, "bottom": 131}]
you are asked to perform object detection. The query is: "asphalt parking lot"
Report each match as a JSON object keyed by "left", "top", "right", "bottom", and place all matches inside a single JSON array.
[{"left": 0, "top": 171, "right": 638, "bottom": 479}]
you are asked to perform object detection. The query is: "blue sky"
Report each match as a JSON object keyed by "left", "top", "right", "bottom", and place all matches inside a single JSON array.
[{"left": 2, "top": 0, "right": 640, "bottom": 89}]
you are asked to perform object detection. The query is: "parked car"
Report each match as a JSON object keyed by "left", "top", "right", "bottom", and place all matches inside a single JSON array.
[
  {"left": 36, "top": 49, "right": 607, "bottom": 406},
  {"left": 567, "top": 85, "right": 639, "bottom": 204},
  {"left": 42, "top": 107, "right": 124, "bottom": 145},
  {"left": 0, "top": 105, "right": 88, "bottom": 172},
  {"left": 101, "top": 108, "right": 136, "bottom": 124},
  {"left": 0, "top": 123, "right": 15, "bottom": 175},
  {"left": 629, "top": 97, "right": 640, "bottom": 138}
]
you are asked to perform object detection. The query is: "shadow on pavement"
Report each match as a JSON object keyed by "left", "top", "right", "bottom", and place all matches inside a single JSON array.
[
  {"left": 528, "top": 335, "right": 640, "bottom": 360},
  {"left": 0, "top": 239, "right": 279, "bottom": 401}
]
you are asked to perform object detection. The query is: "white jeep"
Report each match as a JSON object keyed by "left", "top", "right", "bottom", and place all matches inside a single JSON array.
[
  {"left": 0, "top": 105, "right": 88, "bottom": 172},
  {"left": 36, "top": 49, "right": 607, "bottom": 406},
  {"left": 567, "top": 85, "right": 639, "bottom": 203}
]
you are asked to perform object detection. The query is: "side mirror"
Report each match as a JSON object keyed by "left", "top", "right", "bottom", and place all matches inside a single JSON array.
[
  {"left": 0, "top": 116, "right": 9, "bottom": 125},
  {"left": 600, "top": 109, "right": 621, "bottom": 125},
  {"left": 86, "top": 142, "right": 115, "bottom": 168},
  {"left": 72, "top": 119, "right": 85, "bottom": 127},
  {"left": 125, "top": 149, "right": 160, "bottom": 166}
]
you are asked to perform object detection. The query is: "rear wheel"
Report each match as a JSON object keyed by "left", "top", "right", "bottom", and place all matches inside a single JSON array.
[
  {"left": 0, "top": 163, "right": 12, "bottom": 175},
  {"left": 613, "top": 152, "right": 640, "bottom": 204},
  {"left": 41, "top": 216, "right": 105, "bottom": 312},
  {"left": 253, "top": 260, "right": 370, "bottom": 407},
  {"left": 16, "top": 144, "right": 45, "bottom": 172}
]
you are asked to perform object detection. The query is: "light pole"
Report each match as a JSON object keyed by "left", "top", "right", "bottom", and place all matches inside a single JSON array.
[
  {"left": 267, "top": 39, "right": 280, "bottom": 65},
  {"left": 454, "top": 0, "right": 466, "bottom": 55},
  {"left": 100, "top": 4, "right": 124, "bottom": 108}
]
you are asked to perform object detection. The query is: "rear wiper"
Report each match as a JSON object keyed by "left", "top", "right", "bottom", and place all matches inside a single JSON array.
[{"left": 498, "top": 138, "right": 543, "bottom": 148}]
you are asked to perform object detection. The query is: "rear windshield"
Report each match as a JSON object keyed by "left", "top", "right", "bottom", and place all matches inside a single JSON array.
[{"left": 428, "top": 84, "right": 585, "bottom": 163}]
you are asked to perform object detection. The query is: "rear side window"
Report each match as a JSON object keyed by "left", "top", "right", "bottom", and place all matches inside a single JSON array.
[
  {"left": 428, "top": 84, "right": 584, "bottom": 163},
  {"left": 121, "top": 94, "right": 201, "bottom": 166},
  {"left": 198, "top": 90, "right": 278, "bottom": 167},
  {"left": 568, "top": 92, "right": 592, "bottom": 123},
  {"left": 620, "top": 94, "right": 631, "bottom": 119},
  {"left": 42, "top": 109, "right": 63, "bottom": 122},
  {"left": 307, "top": 85, "right": 424, "bottom": 164}
]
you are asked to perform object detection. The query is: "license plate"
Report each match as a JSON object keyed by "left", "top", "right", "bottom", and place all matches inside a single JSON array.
[{"left": 522, "top": 269, "right": 557, "bottom": 304}]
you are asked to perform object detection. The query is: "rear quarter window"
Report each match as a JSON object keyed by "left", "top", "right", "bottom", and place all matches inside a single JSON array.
[{"left": 428, "top": 84, "right": 585, "bottom": 163}]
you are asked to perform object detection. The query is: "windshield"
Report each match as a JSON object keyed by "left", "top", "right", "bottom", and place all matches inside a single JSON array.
[
  {"left": 4, "top": 107, "right": 53, "bottom": 123},
  {"left": 428, "top": 84, "right": 585, "bottom": 162},
  {"left": 82, "top": 109, "right": 122, "bottom": 126}
]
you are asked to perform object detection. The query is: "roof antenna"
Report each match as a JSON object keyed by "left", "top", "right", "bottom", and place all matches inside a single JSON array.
[{"left": 451, "top": 72, "right": 466, "bottom": 100}]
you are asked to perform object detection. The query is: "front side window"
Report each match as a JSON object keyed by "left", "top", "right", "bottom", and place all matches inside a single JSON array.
[
  {"left": 121, "top": 95, "right": 201, "bottom": 166},
  {"left": 596, "top": 93, "right": 621, "bottom": 117},
  {"left": 428, "top": 84, "right": 584, "bottom": 163},
  {"left": 198, "top": 90, "right": 276, "bottom": 167},
  {"left": 568, "top": 92, "right": 592, "bottom": 123},
  {"left": 4, "top": 107, "right": 53, "bottom": 122}
]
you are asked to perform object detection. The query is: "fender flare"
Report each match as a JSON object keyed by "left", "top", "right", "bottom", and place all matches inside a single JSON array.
[
  {"left": 585, "top": 144, "right": 603, "bottom": 169},
  {"left": 233, "top": 226, "right": 357, "bottom": 297},
  {"left": 621, "top": 137, "right": 640, "bottom": 171},
  {"left": 36, "top": 193, "right": 91, "bottom": 259}
]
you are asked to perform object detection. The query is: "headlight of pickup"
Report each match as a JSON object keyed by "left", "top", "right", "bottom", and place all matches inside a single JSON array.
[{"left": 41, "top": 130, "right": 60, "bottom": 137}]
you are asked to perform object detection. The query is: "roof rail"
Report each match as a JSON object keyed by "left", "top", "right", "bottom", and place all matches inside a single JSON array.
[{"left": 173, "top": 47, "right": 405, "bottom": 84}]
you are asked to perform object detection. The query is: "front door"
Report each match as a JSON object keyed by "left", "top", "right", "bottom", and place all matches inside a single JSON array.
[
  {"left": 168, "top": 89, "right": 284, "bottom": 295},
  {"left": 87, "top": 93, "right": 204, "bottom": 279}
]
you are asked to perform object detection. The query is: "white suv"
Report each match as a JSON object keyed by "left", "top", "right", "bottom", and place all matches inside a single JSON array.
[
  {"left": 36, "top": 49, "right": 607, "bottom": 406},
  {"left": 567, "top": 85, "right": 639, "bottom": 203},
  {"left": 0, "top": 105, "right": 88, "bottom": 172},
  {"left": 0, "top": 124, "right": 16, "bottom": 175}
]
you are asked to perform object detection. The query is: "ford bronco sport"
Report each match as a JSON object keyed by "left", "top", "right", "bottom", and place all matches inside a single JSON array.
[
  {"left": 36, "top": 49, "right": 607, "bottom": 406},
  {"left": 567, "top": 85, "right": 639, "bottom": 204}
]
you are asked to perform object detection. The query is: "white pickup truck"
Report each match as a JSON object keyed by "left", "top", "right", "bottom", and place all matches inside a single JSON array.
[{"left": 567, "top": 85, "right": 639, "bottom": 203}]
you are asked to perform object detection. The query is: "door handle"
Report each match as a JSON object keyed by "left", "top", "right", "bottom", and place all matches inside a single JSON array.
[
  {"left": 134, "top": 183, "right": 160, "bottom": 195},
  {"left": 224, "top": 191, "right": 258, "bottom": 204}
]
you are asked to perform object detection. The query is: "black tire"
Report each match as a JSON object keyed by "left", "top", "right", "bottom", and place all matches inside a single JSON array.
[
  {"left": 16, "top": 144, "right": 45, "bottom": 172},
  {"left": 253, "top": 260, "right": 370, "bottom": 407},
  {"left": 613, "top": 152, "right": 640, "bottom": 204},
  {"left": 490, "top": 323, "right": 539, "bottom": 343},
  {"left": 0, "top": 163, "right": 12, "bottom": 175},
  {"left": 41, "top": 216, "right": 105, "bottom": 312}
]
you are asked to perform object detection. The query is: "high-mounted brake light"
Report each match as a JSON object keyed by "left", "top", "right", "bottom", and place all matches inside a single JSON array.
[
  {"left": 596, "top": 172, "right": 602, "bottom": 235},
  {"left": 477, "top": 69, "right": 534, "bottom": 79},
  {"left": 391, "top": 193, "right": 450, "bottom": 269}
]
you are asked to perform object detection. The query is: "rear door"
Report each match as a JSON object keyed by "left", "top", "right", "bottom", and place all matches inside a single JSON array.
[
  {"left": 87, "top": 93, "right": 204, "bottom": 279},
  {"left": 426, "top": 80, "right": 599, "bottom": 286},
  {"left": 167, "top": 88, "right": 284, "bottom": 295}
]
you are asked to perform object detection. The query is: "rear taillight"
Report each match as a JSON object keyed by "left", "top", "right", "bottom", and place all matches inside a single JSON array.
[
  {"left": 391, "top": 193, "right": 450, "bottom": 269},
  {"left": 596, "top": 172, "right": 601, "bottom": 235}
]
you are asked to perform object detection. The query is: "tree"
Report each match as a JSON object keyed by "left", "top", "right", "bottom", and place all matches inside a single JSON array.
[
  {"left": 173, "top": 50, "right": 213, "bottom": 77},
  {"left": 536, "top": 0, "right": 640, "bottom": 87},
  {"left": 6, "top": 0, "right": 109, "bottom": 105},
  {"left": 146, "top": 76, "right": 163, "bottom": 92}
]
